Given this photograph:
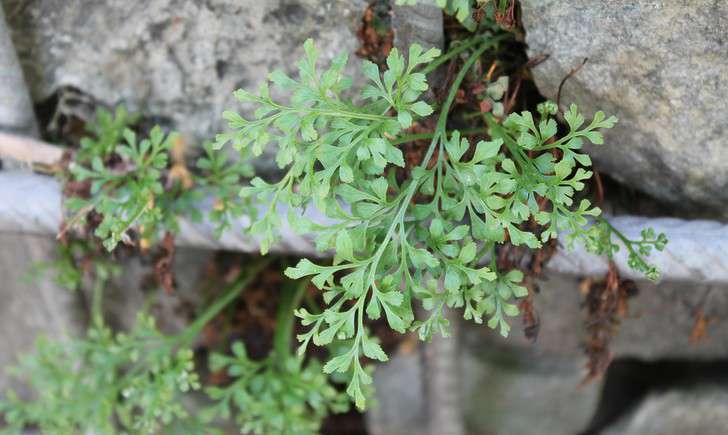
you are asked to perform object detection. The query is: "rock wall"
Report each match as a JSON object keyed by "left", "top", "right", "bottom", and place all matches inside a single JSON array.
[
  {"left": 603, "top": 387, "right": 728, "bottom": 435},
  {"left": 0, "top": 234, "right": 85, "bottom": 396},
  {"left": 368, "top": 273, "right": 728, "bottom": 435},
  {"left": 3, "top": 0, "right": 367, "bottom": 143},
  {"left": 521, "top": 0, "right": 728, "bottom": 215},
  {"left": 0, "top": 0, "right": 366, "bottom": 399},
  {"left": 4, "top": 1, "right": 728, "bottom": 433},
  {"left": 0, "top": 5, "right": 37, "bottom": 137}
]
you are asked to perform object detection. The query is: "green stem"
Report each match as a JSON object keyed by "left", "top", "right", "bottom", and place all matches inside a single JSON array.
[
  {"left": 304, "top": 292, "right": 322, "bottom": 315},
  {"left": 421, "top": 34, "right": 499, "bottom": 76},
  {"left": 430, "top": 39, "right": 498, "bottom": 163},
  {"left": 598, "top": 216, "right": 626, "bottom": 244},
  {"left": 179, "top": 258, "right": 272, "bottom": 345},
  {"left": 366, "top": 37, "right": 498, "bottom": 284},
  {"left": 273, "top": 278, "right": 310, "bottom": 361},
  {"left": 115, "top": 258, "right": 270, "bottom": 395},
  {"left": 597, "top": 216, "right": 647, "bottom": 261},
  {"left": 474, "top": 242, "right": 493, "bottom": 266},
  {"left": 390, "top": 127, "right": 489, "bottom": 146},
  {"left": 91, "top": 279, "right": 104, "bottom": 327},
  {"left": 268, "top": 101, "right": 390, "bottom": 122},
  {"left": 597, "top": 217, "right": 662, "bottom": 281},
  {"left": 483, "top": 113, "right": 528, "bottom": 168}
]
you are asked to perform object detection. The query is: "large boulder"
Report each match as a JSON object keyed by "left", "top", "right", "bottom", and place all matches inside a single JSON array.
[
  {"left": 3, "top": 0, "right": 367, "bottom": 142},
  {"left": 521, "top": 1, "right": 728, "bottom": 214}
]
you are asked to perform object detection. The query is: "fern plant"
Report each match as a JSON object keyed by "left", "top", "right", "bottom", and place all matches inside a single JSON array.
[
  {"left": 2, "top": 20, "right": 668, "bottom": 433},
  {"left": 215, "top": 35, "right": 667, "bottom": 408},
  {"left": 1, "top": 260, "right": 353, "bottom": 434},
  {"left": 63, "top": 109, "right": 252, "bottom": 251},
  {"left": 200, "top": 280, "right": 352, "bottom": 434},
  {"left": 1, "top": 101, "right": 352, "bottom": 433},
  {"left": 0, "top": 314, "right": 200, "bottom": 434}
]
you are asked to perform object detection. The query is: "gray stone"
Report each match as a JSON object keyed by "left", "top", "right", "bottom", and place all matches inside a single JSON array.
[
  {"left": 0, "top": 234, "right": 85, "bottom": 395},
  {"left": 0, "top": 5, "right": 38, "bottom": 137},
  {"left": 102, "top": 247, "right": 214, "bottom": 335},
  {"left": 500, "top": 273, "right": 728, "bottom": 360},
  {"left": 3, "top": 0, "right": 367, "bottom": 144},
  {"left": 461, "top": 340, "right": 600, "bottom": 435},
  {"left": 521, "top": 0, "right": 728, "bottom": 214},
  {"left": 368, "top": 272, "right": 728, "bottom": 435},
  {"left": 603, "top": 387, "right": 728, "bottom": 435},
  {"left": 366, "top": 334, "right": 600, "bottom": 435},
  {"left": 392, "top": 1, "right": 443, "bottom": 54},
  {"left": 366, "top": 353, "right": 427, "bottom": 435}
]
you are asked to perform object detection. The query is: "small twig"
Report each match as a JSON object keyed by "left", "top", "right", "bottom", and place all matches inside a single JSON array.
[
  {"left": 593, "top": 168, "right": 604, "bottom": 206},
  {"left": 504, "top": 76, "right": 522, "bottom": 115},
  {"left": 57, "top": 202, "right": 96, "bottom": 240},
  {"left": 0, "top": 131, "right": 66, "bottom": 167},
  {"left": 485, "top": 61, "right": 497, "bottom": 81},
  {"left": 525, "top": 52, "right": 550, "bottom": 69},
  {"left": 556, "top": 57, "right": 588, "bottom": 113}
]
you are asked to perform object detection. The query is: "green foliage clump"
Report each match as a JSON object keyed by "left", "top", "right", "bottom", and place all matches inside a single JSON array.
[
  {"left": 65, "top": 108, "right": 253, "bottom": 251},
  {"left": 202, "top": 342, "right": 349, "bottom": 435},
  {"left": 214, "top": 40, "right": 440, "bottom": 255},
  {"left": 77, "top": 105, "right": 140, "bottom": 162},
  {"left": 196, "top": 141, "right": 254, "bottom": 237},
  {"left": 69, "top": 126, "right": 180, "bottom": 250},
  {"left": 2, "top": 20, "right": 669, "bottom": 432},
  {"left": 2, "top": 258, "right": 349, "bottom": 434},
  {"left": 217, "top": 36, "right": 666, "bottom": 408},
  {"left": 0, "top": 315, "right": 198, "bottom": 434}
]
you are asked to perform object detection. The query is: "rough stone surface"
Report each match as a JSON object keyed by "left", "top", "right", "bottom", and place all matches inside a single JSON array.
[
  {"left": 367, "top": 272, "right": 728, "bottom": 435},
  {"left": 521, "top": 1, "right": 728, "bottom": 213},
  {"left": 366, "top": 335, "right": 600, "bottom": 435},
  {"left": 0, "top": 5, "right": 38, "bottom": 137},
  {"left": 502, "top": 273, "right": 728, "bottom": 360},
  {"left": 0, "top": 234, "right": 85, "bottom": 395},
  {"left": 3, "top": 0, "right": 367, "bottom": 144},
  {"left": 102, "top": 247, "right": 214, "bottom": 335},
  {"left": 366, "top": 353, "right": 427, "bottom": 435},
  {"left": 461, "top": 340, "right": 599, "bottom": 435},
  {"left": 603, "top": 387, "right": 728, "bottom": 435}
]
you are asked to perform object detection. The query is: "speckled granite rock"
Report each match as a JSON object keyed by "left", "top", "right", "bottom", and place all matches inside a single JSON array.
[
  {"left": 521, "top": 0, "right": 728, "bottom": 213},
  {"left": 3, "top": 0, "right": 367, "bottom": 145}
]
